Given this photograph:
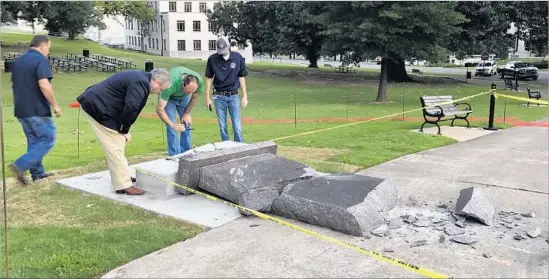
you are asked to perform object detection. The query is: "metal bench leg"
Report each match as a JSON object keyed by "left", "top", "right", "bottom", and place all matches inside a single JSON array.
[
  {"left": 435, "top": 122, "right": 441, "bottom": 135},
  {"left": 419, "top": 121, "right": 428, "bottom": 133}
]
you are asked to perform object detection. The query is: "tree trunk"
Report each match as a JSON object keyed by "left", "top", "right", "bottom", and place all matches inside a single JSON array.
[
  {"left": 387, "top": 58, "right": 412, "bottom": 82},
  {"left": 307, "top": 49, "right": 319, "bottom": 68},
  {"left": 376, "top": 57, "right": 389, "bottom": 102},
  {"left": 68, "top": 30, "right": 76, "bottom": 40}
]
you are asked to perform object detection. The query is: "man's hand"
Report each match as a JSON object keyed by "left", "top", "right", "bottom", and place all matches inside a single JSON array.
[
  {"left": 241, "top": 95, "right": 248, "bottom": 109},
  {"left": 206, "top": 98, "right": 213, "bottom": 111},
  {"left": 170, "top": 123, "right": 186, "bottom": 132},
  {"left": 53, "top": 105, "right": 62, "bottom": 117},
  {"left": 123, "top": 132, "right": 132, "bottom": 143},
  {"left": 181, "top": 113, "right": 192, "bottom": 125}
]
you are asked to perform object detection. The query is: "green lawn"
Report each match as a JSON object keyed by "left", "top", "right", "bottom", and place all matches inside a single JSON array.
[{"left": 0, "top": 32, "right": 547, "bottom": 278}]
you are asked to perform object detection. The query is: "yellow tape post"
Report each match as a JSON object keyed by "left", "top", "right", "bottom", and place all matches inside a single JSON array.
[
  {"left": 494, "top": 93, "right": 549, "bottom": 106},
  {"left": 270, "top": 90, "right": 493, "bottom": 142},
  {"left": 135, "top": 168, "right": 452, "bottom": 279}
]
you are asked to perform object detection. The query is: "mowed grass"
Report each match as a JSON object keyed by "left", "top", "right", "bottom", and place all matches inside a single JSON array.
[{"left": 0, "top": 32, "right": 547, "bottom": 278}]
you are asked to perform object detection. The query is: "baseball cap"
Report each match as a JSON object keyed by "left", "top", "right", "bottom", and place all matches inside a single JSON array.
[{"left": 216, "top": 38, "right": 229, "bottom": 55}]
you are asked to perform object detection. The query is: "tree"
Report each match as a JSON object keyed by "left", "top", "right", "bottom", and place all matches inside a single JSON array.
[
  {"left": 1, "top": 1, "right": 24, "bottom": 24},
  {"left": 510, "top": 1, "right": 548, "bottom": 58},
  {"left": 41, "top": 1, "right": 104, "bottom": 40},
  {"left": 449, "top": 2, "right": 515, "bottom": 60},
  {"left": 323, "top": 2, "right": 465, "bottom": 101}
]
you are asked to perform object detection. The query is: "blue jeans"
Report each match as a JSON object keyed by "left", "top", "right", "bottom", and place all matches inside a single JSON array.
[
  {"left": 165, "top": 97, "right": 192, "bottom": 156},
  {"left": 13, "top": 117, "right": 56, "bottom": 180},
  {"left": 213, "top": 94, "right": 243, "bottom": 142}
]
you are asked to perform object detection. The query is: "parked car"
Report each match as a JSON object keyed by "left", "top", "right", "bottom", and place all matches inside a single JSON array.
[
  {"left": 474, "top": 61, "right": 497, "bottom": 76},
  {"left": 497, "top": 61, "right": 539, "bottom": 80}
]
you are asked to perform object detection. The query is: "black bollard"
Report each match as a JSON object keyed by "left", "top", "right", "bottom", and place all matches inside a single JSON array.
[
  {"left": 484, "top": 83, "right": 498, "bottom": 131},
  {"left": 83, "top": 49, "right": 90, "bottom": 57},
  {"left": 145, "top": 59, "right": 153, "bottom": 72},
  {"left": 4, "top": 60, "right": 12, "bottom": 73}
]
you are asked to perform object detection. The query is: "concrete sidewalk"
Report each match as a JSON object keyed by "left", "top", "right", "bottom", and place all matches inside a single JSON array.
[{"left": 102, "top": 126, "right": 548, "bottom": 278}]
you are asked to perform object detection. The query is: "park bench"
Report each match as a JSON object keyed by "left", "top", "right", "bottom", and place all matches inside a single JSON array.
[
  {"left": 419, "top": 95, "right": 473, "bottom": 135},
  {"left": 335, "top": 66, "right": 356, "bottom": 73},
  {"left": 526, "top": 88, "right": 542, "bottom": 106},
  {"left": 504, "top": 78, "right": 518, "bottom": 91},
  {"left": 324, "top": 64, "right": 332, "bottom": 68},
  {"left": 412, "top": 68, "right": 423, "bottom": 74}
]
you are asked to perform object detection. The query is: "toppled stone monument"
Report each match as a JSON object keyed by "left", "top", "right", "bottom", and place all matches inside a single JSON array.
[
  {"left": 272, "top": 173, "right": 397, "bottom": 237},
  {"left": 199, "top": 153, "right": 320, "bottom": 212},
  {"left": 177, "top": 141, "right": 278, "bottom": 195},
  {"left": 455, "top": 187, "right": 495, "bottom": 226}
]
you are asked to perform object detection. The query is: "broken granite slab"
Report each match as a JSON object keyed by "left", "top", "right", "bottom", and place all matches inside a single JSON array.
[
  {"left": 199, "top": 153, "right": 319, "bottom": 212},
  {"left": 177, "top": 141, "right": 278, "bottom": 195},
  {"left": 272, "top": 173, "right": 397, "bottom": 237},
  {"left": 455, "top": 187, "right": 495, "bottom": 226}
]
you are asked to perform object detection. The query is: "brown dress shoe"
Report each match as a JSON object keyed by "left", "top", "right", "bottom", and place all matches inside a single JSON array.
[
  {"left": 9, "top": 164, "right": 28, "bottom": 186},
  {"left": 115, "top": 186, "right": 145, "bottom": 195}
]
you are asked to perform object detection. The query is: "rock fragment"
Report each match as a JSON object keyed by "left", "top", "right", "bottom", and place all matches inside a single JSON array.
[
  {"left": 383, "top": 247, "right": 394, "bottom": 253},
  {"left": 389, "top": 219, "right": 403, "bottom": 230},
  {"left": 444, "top": 226, "right": 466, "bottom": 236},
  {"left": 514, "top": 233, "right": 527, "bottom": 240},
  {"left": 454, "top": 187, "right": 495, "bottom": 226},
  {"left": 371, "top": 224, "right": 389, "bottom": 237},
  {"left": 455, "top": 220, "right": 466, "bottom": 228},
  {"left": 521, "top": 211, "right": 536, "bottom": 218},
  {"left": 413, "top": 220, "right": 431, "bottom": 227},
  {"left": 483, "top": 253, "right": 492, "bottom": 258},
  {"left": 527, "top": 227, "right": 541, "bottom": 238},
  {"left": 410, "top": 240, "right": 427, "bottom": 247},
  {"left": 450, "top": 236, "right": 478, "bottom": 245}
]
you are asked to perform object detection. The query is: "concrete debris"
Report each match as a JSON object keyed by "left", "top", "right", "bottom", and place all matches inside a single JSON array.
[
  {"left": 498, "top": 234, "right": 505, "bottom": 239},
  {"left": 389, "top": 219, "right": 403, "bottom": 230},
  {"left": 407, "top": 196, "right": 422, "bottom": 207},
  {"left": 455, "top": 187, "right": 495, "bottom": 226},
  {"left": 437, "top": 203, "right": 448, "bottom": 209},
  {"left": 432, "top": 217, "right": 449, "bottom": 224},
  {"left": 452, "top": 212, "right": 466, "bottom": 223},
  {"left": 439, "top": 235, "right": 447, "bottom": 243},
  {"left": 450, "top": 236, "right": 479, "bottom": 245},
  {"left": 444, "top": 226, "right": 466, "bottom": 236},
  {"left": 412, "top": 220, "right": 431, "bottom": 227},
  {"left": 403, "top": 215, "right": 418, "bottom": 224},
  {"left": 494, "top": 223, "right": 501, "bottom": 228},
  {"left": 371, "top": 224, "right": 389, "bottom": 237},
  {"left": 249, "top": 224, "right": 260, "bottom": 228},
  {"left": 514, "top": 233, "right": 527, "bottom": 241},
  {"left": 504, "top": 224, "right": 514, "bottom": 229},
  {"left": 455, "top": 220, "right": 466, "bottom": 228},
  {"left": 410, "top": 240, "right": 427, "bottom": 248},
  {"left": 383, "top": 248, "right": 394, "bottom": 253},
  {"left": 527, "top": 227, "right": 541, "bottom": 238},
  {"left": 514, "top": 216, "right": 522, "bottom": 221},
  {"left": 521, "top": 211, "right": 536, "bottom": 218},
  {"left": 500, "top": 217, "right": 513, "bottom": 224}
]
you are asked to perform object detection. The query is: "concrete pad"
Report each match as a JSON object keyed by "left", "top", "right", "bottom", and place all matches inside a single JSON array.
[
  {"left": 272, "top": 173, "right": 397, "bottom": 236},
  {"left": 101, "top": 216, "right": 549, "bottom": 278},
  {"left": 412, "top": 126, "right": 496, "bottom": 142},
  {"left": 56, "top": 161, "right": 241, "bottom": 228}
]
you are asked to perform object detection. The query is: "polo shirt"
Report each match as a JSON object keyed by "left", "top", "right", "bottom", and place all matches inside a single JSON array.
[
  {"left": 205, "top": 51, "right": 248, "bottom": 91},
  {"left": 159, "top": 66, "right": 204, "bottom": 102},
  {"left": 11, "top": 49, "right": 53, "bottom": 118}
]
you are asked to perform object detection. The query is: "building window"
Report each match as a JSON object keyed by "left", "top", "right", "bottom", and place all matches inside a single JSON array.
[
  {"left": 208, "top": 40, "right": 216, "bottom": 51},
  {"left": 148, "top": 38, "right": 151, "bottom": 47},
  {"left": 184, "top": 2, "right": 192, "bottom": 12},
  {"left": 163, "top": 39, "right": 167, "bottom": 50},
  {"left": 177, "top": 20, "right": 185, "bottom": 31},
  {"left": 208, "top": 21, "right": 213, "bottom": 32},
  {"left": 169, "top": 1, "right": 177, "bottom": 12},
  {"left": 199, "top": 2, "right": 207, "bottom": 13},
  {"left": 178, "top": 40, "right": 185, "bottom": 51},
  {"left": 193, "top": 21, "right": 201, "bottom": 32},
  {"left": 193, "top": 40, "right": 201, "bottom": 51},
  {"left": 156, "top": 38, "right": 159, "bottom": 49},
  {"left": 162, "top": 20, "right": 166, "bottom": 32}
]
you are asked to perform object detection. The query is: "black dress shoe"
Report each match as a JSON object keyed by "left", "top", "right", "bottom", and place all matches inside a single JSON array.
[{"left": 32, "top": 172, "right": 55, "bottom": 181}]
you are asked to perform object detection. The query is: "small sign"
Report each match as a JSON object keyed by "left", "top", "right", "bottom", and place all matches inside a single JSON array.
[{"left": 481, "top": 53, "right": 489, "bottom": 60}]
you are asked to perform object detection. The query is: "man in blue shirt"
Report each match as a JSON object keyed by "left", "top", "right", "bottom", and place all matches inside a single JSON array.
[
  {"left": 9, "top": 35, "right": 62, "bottom": 186},
  {"left": 204, "top": 38, "right": 248, "bottom": 142}
]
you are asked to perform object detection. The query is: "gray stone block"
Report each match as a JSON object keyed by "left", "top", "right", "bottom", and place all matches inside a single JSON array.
[
  {"left": 455, "top": 187, "right": 495, "bottom": 226},
  {"left": 177, "top": 141, "right": 278, "bottom": 195},
  {"left": 199, "top": 153, "right": 318, "bottom": 212},
  {"left": 135, "top": 159, "right": 180, "bottom": 198},
  {"left": 272, "top": 173, "right": 397, "bottom": 237}
]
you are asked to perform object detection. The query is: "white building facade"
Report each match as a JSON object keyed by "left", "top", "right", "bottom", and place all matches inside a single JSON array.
[
  {"left": 124, "top": 1, "right": 253, "bottom": 63},
  {"left": 83, "top": 15, "right": 126, "bottom": 46}
]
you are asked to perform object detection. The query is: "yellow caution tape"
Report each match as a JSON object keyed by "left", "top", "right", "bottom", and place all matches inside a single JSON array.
[
  {"left": 494, "top": 93, "right": 548, "bottom": 105},
  {"left": 270, "top": 90, "right": 493, "bottom": 142},
  {"left": 135, "top": 168, "right": 453, "bottom": 279}
]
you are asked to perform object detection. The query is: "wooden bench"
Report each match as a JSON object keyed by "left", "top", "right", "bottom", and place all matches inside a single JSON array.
[
  {"left": 412, "top": 68, "right": 423, "bottom": 74},
  {"left": 419, "top": 95, "right": 473, "bottom": 135},
  {"left": 504, "top": 78, "right": 518, "bottom": 91},
  {"left": 526, "top": 88, "right": 542, "bottom": 106}
]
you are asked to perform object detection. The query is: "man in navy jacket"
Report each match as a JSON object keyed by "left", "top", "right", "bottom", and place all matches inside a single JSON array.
[{"left": 77, "top": 69, "right": 171, "bottom": 195}]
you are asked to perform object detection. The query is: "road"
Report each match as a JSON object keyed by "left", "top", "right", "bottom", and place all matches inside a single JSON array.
[{"left": 254, "top": 57, "right": 549, "bottom": 87}]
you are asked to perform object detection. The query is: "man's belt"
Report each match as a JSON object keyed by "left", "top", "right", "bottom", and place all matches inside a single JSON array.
[{"left": 213, "top": 90, "right": 238, "bottom": 96}]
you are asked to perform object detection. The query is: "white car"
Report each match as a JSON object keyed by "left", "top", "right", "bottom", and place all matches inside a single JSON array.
[{"left": 475, "top": 61, "right": 497, "bottom": 76}]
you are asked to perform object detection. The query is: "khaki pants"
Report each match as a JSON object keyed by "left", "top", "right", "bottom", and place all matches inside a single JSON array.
[{"left": 84, "top": 111, "right": 132, "bottom": 190}]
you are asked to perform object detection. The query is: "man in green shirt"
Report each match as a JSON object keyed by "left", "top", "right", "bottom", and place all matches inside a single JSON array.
[{"left": 156, "top": 66, "right": 204, "bottom": 155}]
